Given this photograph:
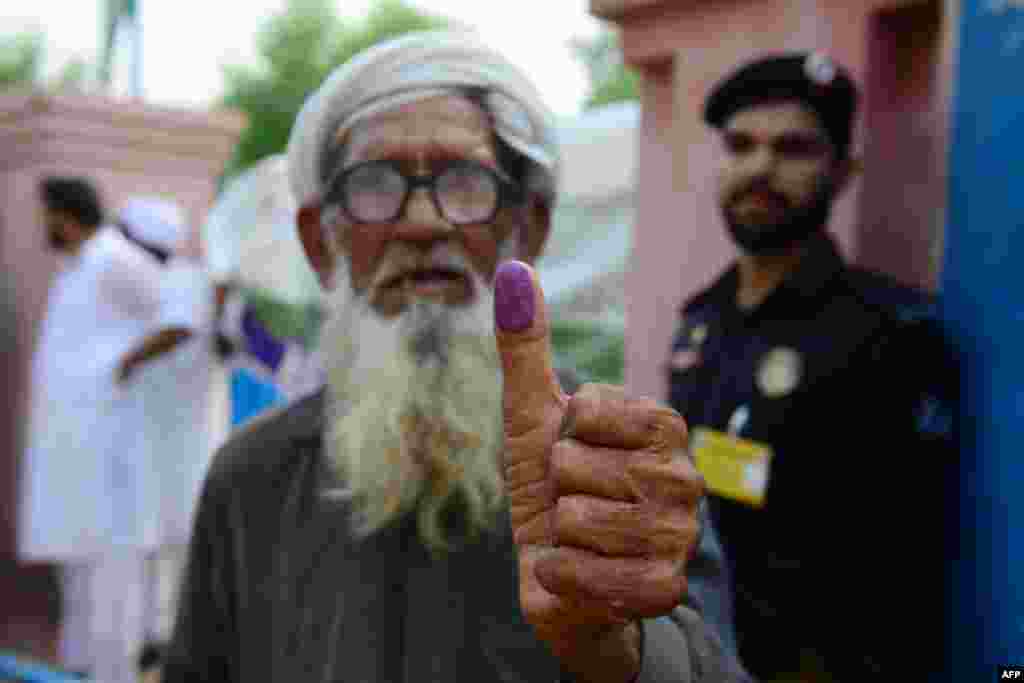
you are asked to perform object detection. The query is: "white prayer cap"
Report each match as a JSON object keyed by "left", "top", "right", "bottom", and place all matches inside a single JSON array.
[
  {"left": 118, "top": 197, "right": 188, "bottom": 252},
  {"left": 287, "top": 29, "right": 561, "bottom": 209}
]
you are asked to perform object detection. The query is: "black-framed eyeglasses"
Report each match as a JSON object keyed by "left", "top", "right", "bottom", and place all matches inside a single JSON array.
[{"left": 325, "top": 159, "right": 524, "bottom": 226}]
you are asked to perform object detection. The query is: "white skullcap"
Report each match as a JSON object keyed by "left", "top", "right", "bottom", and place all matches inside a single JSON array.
[
  {"left": 118, "top": 197, "right": 188, "bottom": 252},
  {"left": 287, "top": 29, "right": 561, "bottom": 209}
]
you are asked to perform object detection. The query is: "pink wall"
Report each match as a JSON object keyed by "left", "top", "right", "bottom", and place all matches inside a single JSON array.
[
  {"left": 858, "top": 1, "right": 954, "bottom": 290},
  {"left": 594, "top": 0, "right": 953, "bottom": 403},
  {"left": 0, "top": 90, "right": 243, "bottom": 659}
]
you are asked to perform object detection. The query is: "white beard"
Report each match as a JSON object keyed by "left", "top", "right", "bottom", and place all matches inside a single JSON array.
[{"left": 320, "top": 257, "right": 506, "bottom": 551}]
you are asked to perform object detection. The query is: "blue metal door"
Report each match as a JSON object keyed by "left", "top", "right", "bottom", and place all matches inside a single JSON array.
[{"left": 945, "top": 1, "right": 1024, "bottom": 677}]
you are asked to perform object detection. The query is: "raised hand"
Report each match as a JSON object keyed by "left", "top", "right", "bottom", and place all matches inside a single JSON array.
[{"left": 494, "top": 260, "right": 704, "bottom": 683}]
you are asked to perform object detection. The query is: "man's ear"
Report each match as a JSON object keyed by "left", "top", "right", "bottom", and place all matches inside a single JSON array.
[
  {"left": 518, "top": 195, "right": 553, "bottom": 265},
  {"left": 297, "top": 204, "right": 335, "bottom": 289}
]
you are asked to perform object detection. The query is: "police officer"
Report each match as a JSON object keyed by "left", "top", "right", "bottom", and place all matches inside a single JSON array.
[{"left": 667, "top": 53, "right": 957, "bottom": 681}]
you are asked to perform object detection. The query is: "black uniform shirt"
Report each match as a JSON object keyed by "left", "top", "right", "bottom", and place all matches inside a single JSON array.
[{"left": 667, "top": 232, "right": 956, "bottom": 678}]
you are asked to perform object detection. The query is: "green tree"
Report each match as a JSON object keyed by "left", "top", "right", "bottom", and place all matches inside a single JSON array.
[
  {"left": 1, "top": 29, "right": 93, "bottom": 93},
  {"left": 0, "top": 29, "right": 44, "bottom": 88},
  {"left": 52, "top": 58, "right": 90, "bottom": 92},
  {"left": 220, "top": 0, "right": 449, "bottom": 180},
  {"left": 550, "top": 318, "right": 625, "bottom": 385},
  {"left": 572, "top": 29, "right": 639, "bottom": 110}
]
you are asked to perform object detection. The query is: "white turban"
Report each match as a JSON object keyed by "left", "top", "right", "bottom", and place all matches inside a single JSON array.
[
  {"left": 287, "top": 29, "right": 561, "bottom": 209},
  {"left": 118, "top": 197, "right": 188, "bottom": 252}
]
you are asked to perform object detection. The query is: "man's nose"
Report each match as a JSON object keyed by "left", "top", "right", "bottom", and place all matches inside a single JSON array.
[
  {"left": 744, "top": 144, "right": 777, "bottom": 177},
  {"left": 391, "top": 187, "right": 455, "bottom": 245}
]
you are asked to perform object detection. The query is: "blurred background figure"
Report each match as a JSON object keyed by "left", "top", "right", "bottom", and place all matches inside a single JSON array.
[
  {"left": 19, "top": 177, "right": 165, "bottom": 683},
  {"left": 203, "top": 154, "right": 326, "bottom": 428},
  {"left": 114, "top": 196, "right": 227, "bottom": 674}
]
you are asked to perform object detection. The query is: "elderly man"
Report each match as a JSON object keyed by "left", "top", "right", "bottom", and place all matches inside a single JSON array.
[{"left": 163, "top": 31, "right": 746, "bottom": 683}]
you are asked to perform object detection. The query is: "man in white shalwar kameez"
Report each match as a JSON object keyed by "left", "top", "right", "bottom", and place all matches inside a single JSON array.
[
  {"left": 115, "top": 199, "right": 230, "bottom": 672},
  {"left": 19, "top": 178, "right": 165, "bottom": 683}
]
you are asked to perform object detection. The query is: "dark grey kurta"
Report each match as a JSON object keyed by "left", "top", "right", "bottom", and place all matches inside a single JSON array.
[{"left": 162, "top": 389, "right": 748, "bottom": 683}]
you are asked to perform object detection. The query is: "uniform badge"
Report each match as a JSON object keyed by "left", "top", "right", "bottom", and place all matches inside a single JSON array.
[
  {"left": 804, "top": 52, "right": 837, "bottom": 86},
  {"left": 691, "top": 427, "right": 774, "bottom": 508},
  {"left": 670, "top": 319, "right": 707, "bottom": 372},
  {"left": 726, "top": 404, "right": 750, "bottom": 436},
  {"left": 756, "top": 347, "right": 802, "bottom": 398},
  {"left": 690, "top": 323, "right": 708, "bottom": 347}
]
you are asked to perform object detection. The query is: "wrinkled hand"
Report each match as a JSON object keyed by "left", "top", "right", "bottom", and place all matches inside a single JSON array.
[{"left": 494, "top": 261, "right": 704, "bottom": 682}]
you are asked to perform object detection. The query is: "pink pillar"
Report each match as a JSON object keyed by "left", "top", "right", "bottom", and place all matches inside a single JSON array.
[
  {"left": 0, "top": 90, "right": 244, "bottom": 661},
  {"left": 592, "top": 0, "right": 952, "bottom": 403},
  {"left": 857, "top": 0, "right": 954, "bottom": 291}
]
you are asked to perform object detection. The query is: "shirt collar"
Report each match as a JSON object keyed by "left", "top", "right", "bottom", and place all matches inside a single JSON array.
[{"left": 67, "top": 225, "right": 112, "bottom": 269}]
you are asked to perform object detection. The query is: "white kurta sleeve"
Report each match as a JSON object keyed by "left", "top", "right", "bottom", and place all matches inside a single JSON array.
[
  {"left": 158, "top": 260, "right": 212, "bottom": 331},
  {"left": 96, "top": 242, "right": 164, "bottom": 324}
]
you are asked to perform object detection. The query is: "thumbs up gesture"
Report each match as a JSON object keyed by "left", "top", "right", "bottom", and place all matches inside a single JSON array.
[{"left": 494, "top": 261, "right": 704, "bottom": 683}]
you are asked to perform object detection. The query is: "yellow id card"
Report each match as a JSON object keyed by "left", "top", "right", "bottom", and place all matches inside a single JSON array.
[{"left": 691, "top": 427, "right": 774, "bottom": 508}]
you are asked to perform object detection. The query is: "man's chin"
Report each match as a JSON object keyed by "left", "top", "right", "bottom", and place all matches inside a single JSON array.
[{"left": 725, "top": 207, "right": 786, "bottom": 232}]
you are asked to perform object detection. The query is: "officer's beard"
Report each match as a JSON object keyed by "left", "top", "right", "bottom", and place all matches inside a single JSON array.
[
  {"left": 721, "top": 179, "right": 836, "bottom": 256},
  {"left": 320, "top": 256, "right": 505, "bottom": 553}
]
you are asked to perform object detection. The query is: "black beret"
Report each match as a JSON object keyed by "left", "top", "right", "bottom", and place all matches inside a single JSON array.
[{"left": 704, "top": 52, "right": 859, "bottom": 157}]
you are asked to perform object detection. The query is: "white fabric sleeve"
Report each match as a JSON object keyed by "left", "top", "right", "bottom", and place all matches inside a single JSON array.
[
  {"left": 158, "top": 260, "right": 212, "bottom": 331},
  {"left": 97, "top": 241, "right": 163, "bottom": 324}
]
